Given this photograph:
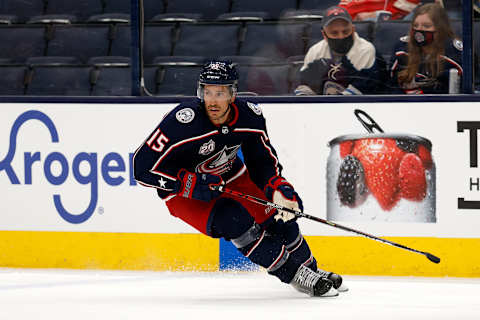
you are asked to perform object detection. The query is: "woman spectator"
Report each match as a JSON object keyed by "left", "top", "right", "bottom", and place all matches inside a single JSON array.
[{"left": 389, "top": 3, "right": 463, "bottom": 94}]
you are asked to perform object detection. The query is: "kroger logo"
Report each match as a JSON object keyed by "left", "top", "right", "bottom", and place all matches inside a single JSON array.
[{"left": 0, "top": 110, "right": 136, "bottom": 224}]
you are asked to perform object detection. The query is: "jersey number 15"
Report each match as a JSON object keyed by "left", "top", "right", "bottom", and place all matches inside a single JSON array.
[{"left": 146, "top": 128, "right": 170, "bottom": 152}]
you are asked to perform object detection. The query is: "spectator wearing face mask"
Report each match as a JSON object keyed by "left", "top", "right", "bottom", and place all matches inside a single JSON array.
[
  {"left": 295, "top": 6, "right": 380, "bottom": 95},
  {"left": 389, "top": 3, "right": 463, "bottom": 94}
]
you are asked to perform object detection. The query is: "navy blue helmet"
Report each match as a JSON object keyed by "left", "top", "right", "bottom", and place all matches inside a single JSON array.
[{"left": 197, "top": 60, "right": 238, "bottom": 99}]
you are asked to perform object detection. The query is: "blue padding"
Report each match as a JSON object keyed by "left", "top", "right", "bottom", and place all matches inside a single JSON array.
[{"left": 219, "top": 238, "right": 258, "bottom": 271}]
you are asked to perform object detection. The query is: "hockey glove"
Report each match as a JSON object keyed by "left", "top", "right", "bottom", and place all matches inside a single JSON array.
[
  {"left": 176, "top": 169, "right": 224, "bottom": 202},
  {"left": 265, "top": 176, "right": 303, "bottom": 222}
]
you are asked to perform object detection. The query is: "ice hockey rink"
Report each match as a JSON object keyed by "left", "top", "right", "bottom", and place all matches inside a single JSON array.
[{"left": 0, "top": 268, "right": 478, "bottom": 320}]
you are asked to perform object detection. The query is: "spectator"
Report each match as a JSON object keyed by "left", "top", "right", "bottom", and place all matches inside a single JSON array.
[
  {"left": 389, "top": 3, "right": 463, "bottom": 94},
  {"left": 338, "top": 0, "right": 420, "bottom": 21},
  {"left": 295, "top": 6, "right": 380, "bottom": 95}
]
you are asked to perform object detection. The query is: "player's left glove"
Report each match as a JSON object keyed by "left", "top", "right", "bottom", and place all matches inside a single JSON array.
[
  {"left": 265, "top": 176, "right": 303, "bottom": 222},
  {"left": 176, "top": 169, "right": 224, "bottom": 202}
]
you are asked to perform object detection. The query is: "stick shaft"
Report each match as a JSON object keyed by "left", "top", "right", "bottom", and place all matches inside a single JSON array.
[{"left": 218, "top": 186, "right": 440, "bottom": 263}]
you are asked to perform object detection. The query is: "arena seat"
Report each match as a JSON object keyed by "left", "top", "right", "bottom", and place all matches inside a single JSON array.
[
  {"left": 90, "top": 56, "right": 132, "bottom": 96},
  {"left": 89, "top": 56, "right": 131, "bottom": 96},
  {"left": 46, "top": 25, "right": 111, "bottom": 63},
  {"left": 164, "top": 0, "right": 230, "bottom": 20},
  {"left": 24, "top": 56, "right": 92, "bottom": 96},
  {"left": 236, "top": 63, "right": 292, "bottom": 95},
  {"left": 143, "top": 56, "right": 206, "bottom": 95},
  {"left": 219, "top": 55, "right": 276, "bottom": 65},
  {"left": 150, "top": 13, "right": 202, "bottom": 23},
  {"left": 142, "top": 24, "right": 176, "bottom": 63},
  {"left": 373, "top": 20, "right": 411, "bottom": 67},
  {"left": 88, "top": 13, "right": 130, "bottom": 24},
  {"left": 153, "top": 64, "right": 203, "bottom": 95},
  {"left": 143, "top": 0, "right": 167, "bottom": 21},
  {"left": 103, "top": 0, "right": 131, "bottom": 15},
  {"left": 280, "top": 9, "right": 324, "bottom": 22},
  {"left": 173, "top": 23, "right": 242, "bottom": 57},
  {"left": 216, "top": 12, "right": 271, "bottom": 22},
  {"left": 110, "top": 24, "right": 133, "bottom": 58},
  {"left": 239, "top": 22, "right": 307, "bottom": 62},
  {"left": 44, "top": 0, "right": 103, "bottom": 22},
  {"left": 0, "top": 0, "right": 45, "bottom": 23},
  {"left": 0, "top": 64, "right": 28, "bottom": 95},
  {"left": 298, "top": 0, "right": 340, "bottom": 10},
  {"left": 231, "top": 0, "right": 297, "bottom": 20},
  {"left": 286, "top": 55, "right": 305, "bottom": 93},
  {"left": 0, "top": 15, "right": 18, "bottom": 24},
  {"left": 0, "top": 25, "right": 46, "bottom": 62}
]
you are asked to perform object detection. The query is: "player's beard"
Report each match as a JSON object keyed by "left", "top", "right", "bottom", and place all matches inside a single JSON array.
[{"left": 207, "top": 104, "right": 231, "bottom": 124}]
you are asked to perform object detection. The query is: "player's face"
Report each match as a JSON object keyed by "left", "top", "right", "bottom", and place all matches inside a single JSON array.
[
  {"left": 413, "top": 13, "right": 435, "bottom": 31},
  {"left": 203, "top": 85, "right": 234, "bottom": 125},
  {"left": 322, "top": 19, "right": 354, "bottom": 39}
]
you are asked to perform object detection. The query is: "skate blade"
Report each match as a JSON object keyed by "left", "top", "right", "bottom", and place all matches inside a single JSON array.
[
  {"left": 337, "top": 283, "right": 349, "bottom": 292},
  {"left": 314, "top": 287, "right": 339, "bottom": 297}
]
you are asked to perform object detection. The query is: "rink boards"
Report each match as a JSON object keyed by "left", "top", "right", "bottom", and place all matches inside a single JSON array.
[{"left": 1, "top": 102, "right": 480, "bottom": 277}]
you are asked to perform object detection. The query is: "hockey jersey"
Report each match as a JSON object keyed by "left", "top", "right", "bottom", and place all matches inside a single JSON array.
[
  {"left": 389, "top": 36, "right": 463, "bottom": 94},
  {"left": 133, "top": 98, "right": 283, "bottom": 200},
  {"left": 297, "top": 32, "right": 380, "bottom": 95}
]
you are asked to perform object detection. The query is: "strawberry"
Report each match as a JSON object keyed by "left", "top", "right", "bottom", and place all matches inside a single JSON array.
[
  {"left": 339, "top": 140, "right": 354, "bottom": 158},
  {"left": 398, "top": 153, "right": 427, "bottom": 201},
  {"left": 352, "top": 138, "right": 405, "bottom": 211},
  {"left": 417, "top": 144, "right": 433, "bottom": 169}
]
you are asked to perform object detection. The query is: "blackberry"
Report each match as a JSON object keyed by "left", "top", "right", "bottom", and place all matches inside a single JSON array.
[
  {"left": 396, "top": 139, "right": 418, "bottom": 153},
  {"left": 337, "top": 155, "right": 366, "bottom": 207}
]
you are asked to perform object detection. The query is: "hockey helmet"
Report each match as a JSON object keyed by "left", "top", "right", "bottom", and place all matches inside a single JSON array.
[{"left": 197, "top": 60, "right": 238, "bottom": 99}]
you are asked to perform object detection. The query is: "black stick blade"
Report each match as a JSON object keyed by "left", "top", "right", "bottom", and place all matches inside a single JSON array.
[{"left": 426, "top": 253, "right": 441, "bottom": 264}]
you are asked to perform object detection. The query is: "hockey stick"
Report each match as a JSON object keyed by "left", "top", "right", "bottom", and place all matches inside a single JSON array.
[{"left": 214, "top": 186, "right": 441, "bottom": 264}]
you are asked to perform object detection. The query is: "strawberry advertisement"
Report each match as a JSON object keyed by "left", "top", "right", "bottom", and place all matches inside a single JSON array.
[
  {"left": 327, "top": 110, "right": 436, "bottom": 223},
  {"left": 262, "top": 102, "right": 480, "bottom": 238}
]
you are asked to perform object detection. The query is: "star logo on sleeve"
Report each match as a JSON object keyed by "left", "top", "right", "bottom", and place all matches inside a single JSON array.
[{"left": 158, "top": 177, "right": 167, "bottom": 188}]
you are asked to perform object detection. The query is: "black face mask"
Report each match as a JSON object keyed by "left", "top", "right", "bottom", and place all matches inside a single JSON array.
[
  {"left": 412, "top": 29, "right": 435, "bottom": 47},
  {"left": 326, "top": 33, "right": 354, "bottom": 55}
]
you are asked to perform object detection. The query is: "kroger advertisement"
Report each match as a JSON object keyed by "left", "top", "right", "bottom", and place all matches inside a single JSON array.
[{"left": 1, "top": 102, "right": 479, "bottom": 238}]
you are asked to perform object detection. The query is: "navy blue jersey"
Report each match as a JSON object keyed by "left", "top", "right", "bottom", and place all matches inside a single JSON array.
[
  {"left": 133, "top": 98, "right": 283, "bottom": 200},
  {"left": 389, "top": 36, "right": 463, "bottom": 94}
]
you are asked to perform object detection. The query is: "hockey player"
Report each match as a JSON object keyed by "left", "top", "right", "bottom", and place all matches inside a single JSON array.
[
  {"left": 133, "top": 60, "right": 347, "bottom": 297},
  {"left": 295, "top": 6, "right": 381, "bottom": 95}
]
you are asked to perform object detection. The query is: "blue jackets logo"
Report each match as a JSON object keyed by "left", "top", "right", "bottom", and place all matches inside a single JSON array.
[{"left": 0, "top": 110, "right": 136, "bottom": 224}]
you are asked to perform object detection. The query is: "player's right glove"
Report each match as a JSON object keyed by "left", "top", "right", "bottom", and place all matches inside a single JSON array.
[
  {"left": 265, "top": 176, "right": 303, "bottom": 222},
  {"left": 175, "top": 169, "right": 224, "bottom": 202}
]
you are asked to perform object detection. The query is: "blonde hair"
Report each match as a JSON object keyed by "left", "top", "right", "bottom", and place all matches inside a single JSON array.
[{"left": 398, "top": 3, "right": 456, "bottom": 84}]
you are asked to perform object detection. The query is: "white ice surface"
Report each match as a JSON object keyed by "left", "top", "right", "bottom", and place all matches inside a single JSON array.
[{"left": 0, "top": 268, "right": 478, "bottom": 320}]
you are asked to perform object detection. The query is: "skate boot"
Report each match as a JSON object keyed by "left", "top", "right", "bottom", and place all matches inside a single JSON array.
[
  {"left": 317, "top": 269, "right": 349, "bottom": 292},
  {"left": 290, "top": 265, "right": 338, "bottom": 297}
]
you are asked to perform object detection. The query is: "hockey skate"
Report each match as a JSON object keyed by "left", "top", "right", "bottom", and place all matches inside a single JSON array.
[
  {"left": 317, "top": 269, "right": 349, "bottom": 292},
  {"left": 290, "top": 265, "right": 338, "bottom": 297}
]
